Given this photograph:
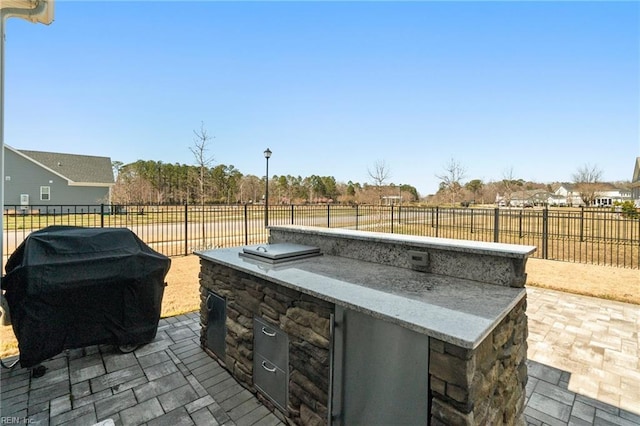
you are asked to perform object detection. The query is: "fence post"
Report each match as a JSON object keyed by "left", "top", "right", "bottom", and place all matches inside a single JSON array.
[
  {"left": 290, "top": 205, "right": 294, "bottom": 225},
  {"left": 184, "top": 203, "right": 189, "bottom": 256},
  {"left": 355, "top": 205, "right": 359, "bottom": 230},
  {"left": 391, "top": 205, "right": 394, "bottom": 234},
  {"left": 435, "top": 207, "right": 439, "bottom": 237},
  {"left": 100, "top": 204, "right": 105, "bottom": 228},
  {"left": 327, "top": 205, "right": 330, "bottom": 228},
  {"left": 470, "top": 209, "right": 474, "bottom": 234},
  {"left": 542, "top": 208, "right": 549, "bottom": 259},
  {"left": 519, "top": 209, "right": 523, "bottom": 239},
  {"left": 493, "top": 208, "right": 500, "bottom": 242},
  {"left": 244, "top": 204, "right": 249, "bottom": 245},
  {"left": 580, "top": 206, "right": 584, "bottom": 242}
]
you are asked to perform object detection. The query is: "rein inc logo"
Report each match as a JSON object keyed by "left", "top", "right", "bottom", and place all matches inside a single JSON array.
[{"left": 0, "top": 418, "right": 34, "bottom": 425}]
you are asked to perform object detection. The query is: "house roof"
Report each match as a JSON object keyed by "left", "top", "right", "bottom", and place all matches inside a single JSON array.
[
  {"left": 510, "top": 189, "right": 553, "bottom": 200},
  {"left": 554, "top": 183, "right": 576, "bottom": 192},
  {"left": 557, "top": 181, "right": 624, "bottom": 192},
  {"left": 595, "top": 182, "right": 619, "bottom": 191},
  {"left": 12, "top": 147, "right": 114, "bottom": 185}
]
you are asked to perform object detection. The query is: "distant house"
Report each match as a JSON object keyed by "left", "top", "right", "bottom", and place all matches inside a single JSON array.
[
  {"left": 4, "top": 145, "right": 114, "bottom": 214},
  {"left": 495, "top": 189, "right": 552, "bottom": 207},
  {"left": 382, "top": 195, "right": 403, "bottom": 205},
  {"left": 632, "top": 157, "right": 640, "bottom": 204},
  {"left": 591, "top": 183, "right": 632, "bottom": 207},
  {"left": 554, "top": 183, "right": 584, "bottom": 207},
  {"left": 546, "top": 194, "right": 567, "bottom": 207},
  {"left": 553, "top": 181, "right": 632, "bottom": 208}
]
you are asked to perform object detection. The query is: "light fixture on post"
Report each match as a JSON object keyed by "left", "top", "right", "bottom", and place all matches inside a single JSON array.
[{"left": 264, "top": 148, "right": 272, "bottom": 228}]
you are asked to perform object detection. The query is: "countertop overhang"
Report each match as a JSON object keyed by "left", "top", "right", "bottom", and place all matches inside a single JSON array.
[{"left": 197, "top": 247, "right": 526, "bottom": 349}]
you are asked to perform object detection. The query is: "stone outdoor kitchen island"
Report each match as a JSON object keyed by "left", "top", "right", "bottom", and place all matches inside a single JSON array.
[{"left": 196, "top": 225, "right": 535, "bottom": 425}]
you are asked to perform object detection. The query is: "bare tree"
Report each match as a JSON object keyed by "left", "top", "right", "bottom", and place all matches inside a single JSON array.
[
  {"left": 111, "top": 170, "right": 155, "bottom": 205},
  {"left": 190, "top": 122, "right": 215, "bottom": 246},
  {"left": 499, "top": 167, "right": 524, "bottom": 207},
  {"left": 368, "top": 160, "right": 392, "bottom": 205},
  {"left": 436, "top": 158, "right": 466, "bottom": 205},
  {"left": 239, "top": 175, "right": 262, "bottom": 204},
  {"left": 573, "top": 163, "right": 603, "bottom": 206},
  {"left": 190, "top": 122, "right": 215, "bottom": 205}
]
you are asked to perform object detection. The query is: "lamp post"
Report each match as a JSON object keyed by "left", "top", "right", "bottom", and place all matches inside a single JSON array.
[{"left": 264, "top": 148, "right": 271, "bottom": 228}]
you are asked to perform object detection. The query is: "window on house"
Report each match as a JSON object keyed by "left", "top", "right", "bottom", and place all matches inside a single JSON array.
[{"left": 40, "top": 186, "right": 51, "bottom": 201}]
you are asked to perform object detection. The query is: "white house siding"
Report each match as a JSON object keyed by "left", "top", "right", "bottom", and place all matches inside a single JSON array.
[{"left": 593, "top": 189, "right": 632, "bottom": 207}]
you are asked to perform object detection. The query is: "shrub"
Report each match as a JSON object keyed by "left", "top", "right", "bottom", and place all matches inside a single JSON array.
[{"left": 612, "top": 200, "right": 639, "bottom": 218}]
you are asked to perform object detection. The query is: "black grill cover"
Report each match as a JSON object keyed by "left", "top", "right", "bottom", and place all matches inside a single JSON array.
[{"left": 4, "top": 226, "right": 171, "bottom": 367}]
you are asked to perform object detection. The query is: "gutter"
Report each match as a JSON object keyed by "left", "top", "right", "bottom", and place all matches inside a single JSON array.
[{"left": 1, "top": 1, "right": 50, "bottom": 24}]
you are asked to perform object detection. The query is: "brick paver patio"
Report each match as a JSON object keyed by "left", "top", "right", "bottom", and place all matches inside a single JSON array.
[{"left": 1, "top": 288, "right": 639, "bottom": 425}]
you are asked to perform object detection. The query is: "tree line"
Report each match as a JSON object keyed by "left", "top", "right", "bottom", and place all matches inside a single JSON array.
[
  {"left": 110, "top": 159, "right": 420, "bottom": 205},
  {"left": 111, "top": 153, "right": 630, "bottom": 207}
]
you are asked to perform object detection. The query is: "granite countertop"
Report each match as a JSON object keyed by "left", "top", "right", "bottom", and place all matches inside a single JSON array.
[{"left": 196, "top": 247, "right": 526, "bottom": 349}]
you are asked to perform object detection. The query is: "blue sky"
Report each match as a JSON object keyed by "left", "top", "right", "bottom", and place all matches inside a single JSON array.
[{"left": 4, "top": 1, "right": 639, "bottom": 196}]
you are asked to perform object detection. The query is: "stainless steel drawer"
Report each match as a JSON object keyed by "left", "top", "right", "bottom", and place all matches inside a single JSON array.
[
  {"left": 253, "top": 317, "right": 288, "bottom": 369},
  {"left": 254, "top": 353, "right": 288, "bottom": 412}
]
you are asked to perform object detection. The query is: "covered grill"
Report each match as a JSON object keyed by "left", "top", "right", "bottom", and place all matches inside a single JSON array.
[{"left": 3, "top": 226, "right": 171, "bottom": 368}]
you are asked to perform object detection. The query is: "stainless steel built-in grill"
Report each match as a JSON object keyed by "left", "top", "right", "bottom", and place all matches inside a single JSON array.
[{"left": 240, "top": 243, "right": 321, "bottom": 264}]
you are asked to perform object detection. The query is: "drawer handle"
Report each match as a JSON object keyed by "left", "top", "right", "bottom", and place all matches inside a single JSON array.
[
  {"left": 261, "top": 327, "right": 276, "bottom": 337},
  {"left": 261, "top": 361, "right": 277, "bottom": 373}
]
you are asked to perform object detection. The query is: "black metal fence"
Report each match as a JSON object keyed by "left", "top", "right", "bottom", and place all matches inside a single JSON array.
[{"left": 3, "top": 204, "right": 639, "bottom": 268}]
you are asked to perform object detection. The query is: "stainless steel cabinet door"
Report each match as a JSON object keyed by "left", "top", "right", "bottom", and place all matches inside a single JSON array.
[
  {"left": 332, "top": 306, "right": 429, "bottom": 426},
  {"left": 205, "top": 292, "right": 226, "bottom": 360}
]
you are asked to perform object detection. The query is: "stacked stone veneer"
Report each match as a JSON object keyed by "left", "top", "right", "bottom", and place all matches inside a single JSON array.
[
  {"left": 199, "top": 260, "right": 332, "bottom": 425},
  {"left": 429, "top": 297, "right": 528, "bottom": 425}
]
